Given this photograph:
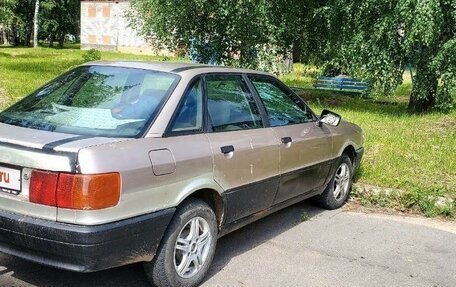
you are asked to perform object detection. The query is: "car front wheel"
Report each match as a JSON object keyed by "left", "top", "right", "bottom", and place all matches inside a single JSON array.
[
  {"left": 144, "top": 199, "right": 218, "bottom": 287},
  {"left": 315, "top": 154, "right": 353, "bottom": 210}
]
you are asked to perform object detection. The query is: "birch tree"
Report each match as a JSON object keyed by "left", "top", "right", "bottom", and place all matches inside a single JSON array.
[{"left": 33, "top": 0, "right": 39, "bottom": 47}]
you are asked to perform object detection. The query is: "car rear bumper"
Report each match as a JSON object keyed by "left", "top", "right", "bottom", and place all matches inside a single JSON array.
[{"left": 0, "top": 208, "right": 175, "bottom": 272}]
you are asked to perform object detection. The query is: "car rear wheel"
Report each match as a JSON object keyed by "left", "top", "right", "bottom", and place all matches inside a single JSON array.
[
  {"left": 315, "top": 154, "right": 353, "bottom": 210},
  {"left": 144, "top": 199, "right": 218, "bottom": 287}
]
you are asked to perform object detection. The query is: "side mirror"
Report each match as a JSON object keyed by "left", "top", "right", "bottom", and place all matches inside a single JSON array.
[{"left": 318, "top": 109, "right": 341, "bottom": 127}]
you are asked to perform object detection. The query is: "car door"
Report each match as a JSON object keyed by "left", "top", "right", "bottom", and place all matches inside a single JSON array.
[
  {"left": 204, "top": 74, "right": 280, "bottom": 224},
  {"left": 248, "top": 75, "right": 333, "bottom": 205}
]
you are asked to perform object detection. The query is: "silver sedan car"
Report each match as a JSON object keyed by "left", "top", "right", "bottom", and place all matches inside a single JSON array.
[{"left": 0, "top": 62, "right": 363, "bottom": 287}]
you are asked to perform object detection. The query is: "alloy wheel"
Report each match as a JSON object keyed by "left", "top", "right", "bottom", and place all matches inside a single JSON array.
[
  {"left": 333, "top": 163, "right": 351, "bottom": 201},
  {"left": 173, "top": 217, "right": 212, "bottom": 279}
]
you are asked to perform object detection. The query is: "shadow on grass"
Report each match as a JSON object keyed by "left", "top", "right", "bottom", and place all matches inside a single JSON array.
[
  {"left": 0, "top": 52, "right": 73, "bottom": 60},
  {"left": 296, "top": 88, "right": 410, "bottom": 117},
  {"left": 0, "top": 52, "right": 11, "bottom": 59},
  {"left": 353, "top": 165, "right": 365, "bottom": 183},
  {"left": 43, "top": 44, "right": 81, "bottom": 50},
  {"left": 0, "top": 44, "right": 81, "bottom": 50},
  {"left": 0, "top": 49, "right": 82, "bottom": 61},
  {"left": 1, "top": 60, "right": 82, "bottom": 75}
]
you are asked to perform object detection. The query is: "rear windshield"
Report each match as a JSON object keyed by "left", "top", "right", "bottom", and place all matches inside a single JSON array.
[{"left": 0, "top": 66, "right": 180, "bottom": 138}]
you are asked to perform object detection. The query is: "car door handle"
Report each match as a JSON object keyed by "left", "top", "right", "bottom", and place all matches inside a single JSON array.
[
  {"left": 220, "top": 145, "right": 235, "bottom": 154},
  {"left": 281, "top": 137, "right": 292, "bottom": 144}
]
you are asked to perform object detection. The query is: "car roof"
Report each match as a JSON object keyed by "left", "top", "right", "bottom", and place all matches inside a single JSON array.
[{"left": 83, "top": 61, "right": 275, "bottom": 78}]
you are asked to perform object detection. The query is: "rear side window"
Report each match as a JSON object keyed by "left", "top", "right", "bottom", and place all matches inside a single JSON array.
[
  {"left": 206, "top": 75, "right": 263, "bottom": 132},
  {"left": 250, "top": 76, "right": 315, "bottom": 127}
]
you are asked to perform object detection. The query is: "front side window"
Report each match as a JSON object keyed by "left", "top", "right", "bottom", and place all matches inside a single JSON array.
[
  {"left": 250, "top": 76, "right": 315, "bottom": 127},
  {"left": 206, "top": 75, "right": 262, "bottom": 132},
  {"left": 170, "top": 78, "right": 204, "bottom": 133},
  {"left": 0, "top": 66, "right": 179, "bottom": 137}
]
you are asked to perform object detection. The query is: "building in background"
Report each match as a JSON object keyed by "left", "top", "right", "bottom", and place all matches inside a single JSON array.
[{"left": 80, "top": 0, "right": 167, "bottom": 55}]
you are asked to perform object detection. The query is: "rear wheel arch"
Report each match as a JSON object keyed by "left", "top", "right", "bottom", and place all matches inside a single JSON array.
[{"left": 183, "top": 189, "right": 225, "bottom": 230}]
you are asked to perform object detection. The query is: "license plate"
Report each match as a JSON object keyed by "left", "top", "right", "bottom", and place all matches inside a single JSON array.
[{"left": 0, "top": 166, "right": 21, "bottom": 193}]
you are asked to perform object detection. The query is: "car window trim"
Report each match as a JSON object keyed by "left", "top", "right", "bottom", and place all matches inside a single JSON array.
[
  {"left": 247, "top": 74, "right": 318, "bottom": 124},
  {"left": 136, "top": 71, "right": 182, "bottom": 139},
  {"left": 203, "top": 73, "right": 266, "bottom": 133},
  {"left": 202, "top": 75, "right": 212, "bottom": 133},
  {"left": 242, "top": 74, "right": 270, "bottom": 128},
  {"left": 163, "top": 76, "right": 206, "bottom": 138}
]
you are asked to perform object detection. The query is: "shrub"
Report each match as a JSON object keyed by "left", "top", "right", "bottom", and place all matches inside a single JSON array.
[{"left": 82, "top": 49, "right": 102, "bottom": 62}]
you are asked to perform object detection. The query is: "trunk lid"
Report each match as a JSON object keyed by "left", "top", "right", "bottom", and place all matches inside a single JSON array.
[{"left": 0, "top": 123, "right": 129, "bottom": 221}]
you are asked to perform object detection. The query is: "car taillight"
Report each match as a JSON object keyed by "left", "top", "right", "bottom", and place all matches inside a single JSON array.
[
  {"left": 30, "top": 170, "right": 59, "bottom": 206},
  {"left": 29, "top": 171, "right": 120, "bottom": 210},
  {"left": 57, "top": 173, "right": 120, "bottom": 210}
]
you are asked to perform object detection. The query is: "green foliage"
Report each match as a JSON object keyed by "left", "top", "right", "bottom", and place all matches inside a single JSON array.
[
  {"left": 128, "top": 0, "right": 319, "bottom": 74},
  {"left": 82, "top": 49, "right": 101, "bottom": 62},
  {"left": 0, "top": 0, "right": 17, "bottom": 24},
  {"left": 318, "top": 0, "right": 456, "bottom": 112},
  {"left": 353, "top": 186, "right": 455, "bottom": 219},
  {"left": 5, "top": 0, "right": 35, "bottom": 45},
  {"left": 128, "top": 0, "right": 454, "bottom": 112},
  {"left": 40, "top": 0, "right": 80, "bottom": 47},
  {"left": 129, "top": 0, "right": 265, "bottom": 66},
  {"left": 432, "top": 38, "right": 456, "bottom": 111},
  {"left": 0, "top": 0, "right": 79, "bottom": 47},
  {"left": 300, "top": 212, "right": 311, "bottom": 222}
]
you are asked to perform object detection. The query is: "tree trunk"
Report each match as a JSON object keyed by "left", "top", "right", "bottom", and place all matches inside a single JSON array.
[
  {"left": 12, "top": 22, "right": 19, "bottom": 46},
  {"left": 58, "top": 32, "right": 65, "bottom": 48},
  {"left": 293, "top": 42, "right": 303, "bottom": 63},
  {"left": 25, "top": 31, "right": 31, "bottom": 46},
  {"left": 26, "top": 24, "right": 33, "bottom": 46},
  {"left": 49, "top": 33, "right": 54, "bottom": 47},
  {"left": 408, "top": 60, "right": 438, "bottom": 113},
  {"left": 1, "top": 26, "right": 7, "bottom": 45},
  {"left": 33, "top": 0, "right": 40, "bottom": 48},
  {"left": 285, "top": 48, "right": 294, "bottom": 73}
]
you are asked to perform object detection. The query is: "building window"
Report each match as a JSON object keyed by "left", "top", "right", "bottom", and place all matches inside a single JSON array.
[
  {"left": 102, "top": 35, "right": 112, "bottom": 45},
  {"left": 88, "top": 5, "right": 97, "bottom": 18},
  {"left": 102, "top": 6, "right": 111, "bottom": 18},
  {"left": 88, "top": 35, "right": 97, "bottom": 44}
]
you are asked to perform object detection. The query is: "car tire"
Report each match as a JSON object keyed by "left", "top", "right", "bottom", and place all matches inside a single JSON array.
[
  {"left": 315, "top": 154, "right": 353, "bottom": 210},
  {"left": 144, "top": 198, "right": 218, "bottom": 287}
]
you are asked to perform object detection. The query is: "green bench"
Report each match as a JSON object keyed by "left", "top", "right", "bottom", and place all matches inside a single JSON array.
[{"left": 314, "top": 76, "right": 369, "bottom": 93}]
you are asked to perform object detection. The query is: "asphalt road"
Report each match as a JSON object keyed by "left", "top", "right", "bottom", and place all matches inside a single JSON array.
[{"left": 0, "top": 202, "right": 455, "bottom": 287}]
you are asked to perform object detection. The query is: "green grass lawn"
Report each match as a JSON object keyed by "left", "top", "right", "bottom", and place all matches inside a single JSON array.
[{"left": 0, "top": 47, "right": 455, "bottom": 218}]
